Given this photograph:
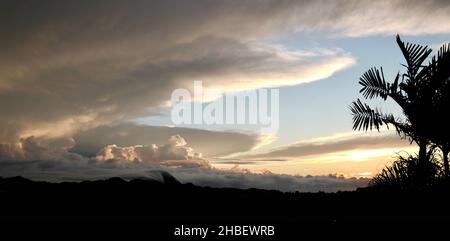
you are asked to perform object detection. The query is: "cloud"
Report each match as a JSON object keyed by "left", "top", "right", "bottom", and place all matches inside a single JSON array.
[
  {"left": 0, "top": 133, "right": 211, "bottom": 168},
  {"left": 240, "top": 131, "right": 413, "bottom": 161},
  {"left": 0, "top": 133, "right": 368, "bottom": 192},
  {"left": 0, "top": 37, "right": 354, "bottom": 142},
  {"left": 156, "top": 37, "right": 355, "bottom": 91},
  {"left": 0, "top": 157, "right": 370, "bottom": 192},
  {"left": 323, "top": 0, "right": 450, "bottom": 37},
  {"left": 173, "top": 169, "right": 369, "bottom": 192},
  {"left": 95, "top": 135, "right": 211, "bottom": 169},
  {"left": 0, "top": 136, "right": 84, "bottom": 162},
  {"left": 71, "top": 123, "right": 262, "bottom": 158},
  {"left": 2, "top": 0, "right": 448, "bottom": 142},
  {"left": 0, "top": 157, "right": 369, "bottom": 193},
  {"left": 214, "top": 159, "right": 287, "bottom": 165}
]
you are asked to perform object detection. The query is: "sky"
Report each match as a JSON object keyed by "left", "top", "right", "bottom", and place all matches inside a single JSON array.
[{"left": 1, "top": 0, "right": 449, "bottom": 192}]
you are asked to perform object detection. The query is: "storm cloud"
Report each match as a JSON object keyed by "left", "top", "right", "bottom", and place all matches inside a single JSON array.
[{"left": 2, "top": 0, "right": 449, "bottom": 142}]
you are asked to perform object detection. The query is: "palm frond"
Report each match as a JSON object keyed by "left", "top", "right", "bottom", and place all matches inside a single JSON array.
[
  {"left": 350, "top": 99, "right": 385, "bottom": 131},
  {"left": 437, "top": 42, "right": 450, "bottom": 60},
  {"left": 432, "top": 43, "right": 450, "bottom": 82},
  {"left": 350, "top": 99, "right": 410, "bottom": 136},
  {"left": 359, "top": 67, "right": 389, "bottom": 100},
  {"left": 396, "top": 35, "right": 432, "bottom": 78}
]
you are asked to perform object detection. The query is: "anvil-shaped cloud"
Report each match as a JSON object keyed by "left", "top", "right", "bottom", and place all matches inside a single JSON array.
[{"left": 3, "top": 0, "right": 450, "bottom": 142}]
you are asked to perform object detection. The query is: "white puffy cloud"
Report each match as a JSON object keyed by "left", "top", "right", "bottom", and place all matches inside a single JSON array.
[
  {"left": 0, "top": 133, "right": 211, "bottom": 168},
  {"left": 95, "top": 135, "right": 211, "bottom": 169},
  {"left": 0, "top": 136, "right": 84, "bottom": 162}
]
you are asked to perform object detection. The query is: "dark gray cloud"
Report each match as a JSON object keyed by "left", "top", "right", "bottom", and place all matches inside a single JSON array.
[
  {"left": 71, "top": 123, "right": 261, "bottom": 158},
  {"left": 3, "top": 0, "right": 448, "bottom": 142}
]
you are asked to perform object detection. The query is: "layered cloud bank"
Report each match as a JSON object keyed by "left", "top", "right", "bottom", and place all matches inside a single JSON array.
[
  {"left": 219, "top": 131, "right": 416, "bottom": 177},
  {"left": 0, "top": 126, "right": 373, "bottom": 192},
  {"left": 71, "top": 123, "right": 262, "bottom": 158},
  {"left": 242, "top": 131, "right": 413, "bottom": 161},
  {"left": 0, "top": 134, "right": 368, "bottom": 192},
  {"left": 0, "top": 123, "right": 260, "bottom": 163}
]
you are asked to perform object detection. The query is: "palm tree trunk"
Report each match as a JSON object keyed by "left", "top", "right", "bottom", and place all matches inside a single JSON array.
[
  {"left": 443, "top": 146, "right": 449, "bottom": 179},
  {"left": 418, "top": 140, "right": 428, "bottom": 186},
  {"left": 418, "top": 141, "right": 427, "bottom": 164}
]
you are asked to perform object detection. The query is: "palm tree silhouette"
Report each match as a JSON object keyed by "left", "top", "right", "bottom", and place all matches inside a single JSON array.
[
  {"left": 350, "top": 35, "right": 450, "bottom": 186},
  {"left": 426, "top": 43, "right": 450, "bottom": 178},
  {"left": 350, "top": 35, "right": 432, "bottom": 163}
]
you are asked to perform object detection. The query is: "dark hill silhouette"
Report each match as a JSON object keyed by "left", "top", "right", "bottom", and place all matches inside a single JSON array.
[{"left": 1, "top": 175, "right": 449, "bottom": 239}]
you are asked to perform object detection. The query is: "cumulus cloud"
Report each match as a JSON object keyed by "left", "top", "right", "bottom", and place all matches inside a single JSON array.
[
  {"left": 95, "top": 135, "right": 211, "bottom": 169},
  {"left": 0, "top": 136, "right": 84, "bottom": 162},
  {"left": 0, "top": 133, "right": 210, "bottom": 168}
]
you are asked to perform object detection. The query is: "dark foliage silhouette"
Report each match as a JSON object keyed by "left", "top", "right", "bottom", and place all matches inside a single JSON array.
[
  {"left": 370, "top": 153, "right": 440, "bottom": 189},
  {"left": 1, "top": 176, "right": 449, "bottom": 239},
  {"left": 426, "top": 43, "right": 450, "bottom": 178},
  {"left": 351, "top": 35, "right": 450, "bottom": 187}
]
